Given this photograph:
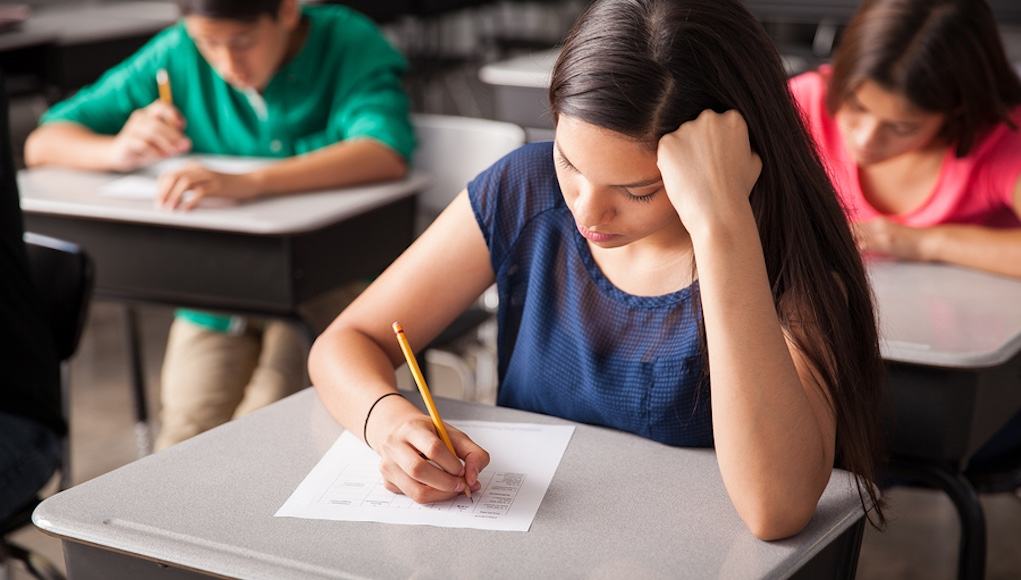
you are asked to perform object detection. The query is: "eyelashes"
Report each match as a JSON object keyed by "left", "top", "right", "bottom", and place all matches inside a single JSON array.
[
  {"left": 554, "top": 153, "right": 574, "bottom": 172},
  {"left": 623, "top": 190, "right": 657, "bottom": 203},
  {"left": 555, "top": 152, "right": 660, "bottom": 204}
]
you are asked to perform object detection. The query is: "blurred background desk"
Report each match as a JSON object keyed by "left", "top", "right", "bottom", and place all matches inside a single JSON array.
[{"left": 871, "top": 260, "right": 1021, "bottom": 580}]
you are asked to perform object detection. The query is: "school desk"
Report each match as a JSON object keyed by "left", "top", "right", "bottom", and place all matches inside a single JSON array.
[
  {"left": 18, "top": 158, "right": 427, "bottom": 454},
  {"left": 0, "top": 2, "right": 179, "bottom": 96},
  {"left": 870, "top": 259, "right": 1021, "bottom": 580},
  {"left": 34, "top": 388, "right": 867, "bottom": 580},
  {"left": 478, "top": 49, "right": 811, "bottom": 130}
]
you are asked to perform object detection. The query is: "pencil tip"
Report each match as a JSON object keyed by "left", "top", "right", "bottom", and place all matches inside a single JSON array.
[{"left": 392, "top": 321, "right": 403, "bottom": 334}]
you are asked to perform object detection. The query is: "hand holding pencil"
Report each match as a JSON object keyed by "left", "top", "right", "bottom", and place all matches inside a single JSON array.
[
  {"left": 107, "top": 68, "right": 190, "bottom": 171},
  {"left": 366, "top": 322, "right": 489, "bottom": 504}
]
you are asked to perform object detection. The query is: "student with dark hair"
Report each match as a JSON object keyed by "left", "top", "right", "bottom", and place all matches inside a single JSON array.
[
  {"left": 790, "top": 0, "right": 1021, "bottom": 277},
  {"left": 309, "top": 0, "right": 885, "bottom": 540},
  {"left": 24, "top": 0, "right": 415, "bottom": 450},
  {"left": 790, "top": 0, "right": 1021, "bottom": 483}
]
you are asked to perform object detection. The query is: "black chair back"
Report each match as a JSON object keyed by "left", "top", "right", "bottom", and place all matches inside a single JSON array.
[
  {"left": 0, "top": 69, "right": 93, "bottom": 362},
  {"left": 24, "top": 232, "right": 93, "bottom": 361}
]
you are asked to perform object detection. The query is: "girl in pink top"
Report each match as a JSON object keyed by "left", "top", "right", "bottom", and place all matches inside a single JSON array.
[{"left": 789, "top": 0, "right": 1021, "bottom": 279}]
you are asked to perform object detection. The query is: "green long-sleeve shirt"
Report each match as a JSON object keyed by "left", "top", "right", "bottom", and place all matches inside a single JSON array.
[
  {"left": 42, "top": 4, "right": 415, "bottom": 332},
  {"left": 43, "top": 4, "right": 415, "bottom": 160}
]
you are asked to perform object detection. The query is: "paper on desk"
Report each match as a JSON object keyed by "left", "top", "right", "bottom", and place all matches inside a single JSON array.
[
  {"left": 96, "top": 157, "right": 272, "bottom": 201},
  {"left": 275, "top": 421, "right": 574, "bottom": 532},
  {"left": 97, "top": 175, "right": 162, "bottom": 200},
  {"left": 96, "top": 177, "right": 232, "bottom": 207}
]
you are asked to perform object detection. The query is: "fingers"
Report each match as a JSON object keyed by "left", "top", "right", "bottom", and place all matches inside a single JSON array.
[
  {"left": 121, "top": 137, "right": 163, "bottom": 168},
  {"left": 157, "top": 167, "right": 211, "bottom": 210},
  {"left": 181, "top": 188, "right": 207, "bottom": 211},
  {"left": 379, "top": 435, "right": 465, "bottom": 503},
  {"left": 137, "top": 130, "right": 182, "bottom": 159},
  {"left": 448, "top": 427, "right": 489, "bottom": 489},
  {"left": 386, "top": 439, "right": 465, "bottom": 494},
  {"left": 114, "top": 126, "right": 188, "bottom": 173},
  {"left": 380, "top": 461, "right": 461, "bottom": 504},
  {"left": 126, "top": 104, "right": 191, "bottom": 155},
  {"left": 146, "top": 101, "right": 186, "bottom": 130},
  {"left": 376, "top": 420, "right": 489, "bottom": 504},
  {"left": 406, "top": 428, "right": 464, "bottom": 476},
  {"left": 144, "top": 120, "right": 191, "bottom": 156}
]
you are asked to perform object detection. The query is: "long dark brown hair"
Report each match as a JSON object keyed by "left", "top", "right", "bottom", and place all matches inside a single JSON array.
[
  {"left": 550, "top": 0, "right": 886, "bottom": 526},
  {"left": 828, "top": 0, "right": 1021, "bottom": 156}
]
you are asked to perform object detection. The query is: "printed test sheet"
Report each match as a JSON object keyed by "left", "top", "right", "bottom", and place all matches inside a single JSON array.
[
  {"left": 275, "top": 421, "right": 575, "bottom": 532},
  {"left": 97, "top": 156, "right": 271, "bottom": 201}
]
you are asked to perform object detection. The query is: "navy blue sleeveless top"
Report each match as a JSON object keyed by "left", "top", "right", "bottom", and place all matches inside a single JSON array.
[{"left": 467, "top": 142, "right": 713, "bottom": 447}]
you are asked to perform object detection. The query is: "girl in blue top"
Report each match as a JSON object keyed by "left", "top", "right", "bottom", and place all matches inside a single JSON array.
[{"left": 310, "top": 0, "right": 885, "bottom": 539}]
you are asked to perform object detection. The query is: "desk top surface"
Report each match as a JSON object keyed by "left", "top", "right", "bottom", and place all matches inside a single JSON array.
[
  {"left": 479, "top": 49, "right": 809, "bottom": 88},
  {"left": 871, "top": 259, "right": 1021, "bottom": 368},
  {"left": 0, "top": 2, "right": 178, "bottom": 50},
  {"left": 35, "top": 389, "right": 865, "bottom": 580},
  {"left": 19, "top": 158, "right": 428, "bottom": 235},
  {"left": 479, "top": 49, "right": 559, "bottom": 89}
]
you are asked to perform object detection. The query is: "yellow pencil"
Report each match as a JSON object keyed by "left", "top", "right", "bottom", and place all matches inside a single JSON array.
[
  {"left": 156, "top": 68, "right": 173, "bottom": 104},
  {"left": 392, "top": 321, "right": 473, "bottom": 501}
]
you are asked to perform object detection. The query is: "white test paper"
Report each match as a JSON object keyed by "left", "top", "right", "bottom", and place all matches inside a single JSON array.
[
  {"left": 275, "top": 421, "right": 575, "bottom": 532},
  {"left": 96, "top": 156, "right": 271, "bottom": 201},
  {"left": 96, "top": 175, "right": 162, "bottom": 200}
]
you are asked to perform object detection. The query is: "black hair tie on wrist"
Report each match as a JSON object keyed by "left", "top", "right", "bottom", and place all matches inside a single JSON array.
[{"left": 363, "top": 392, "right": 405, "bottom": 449}]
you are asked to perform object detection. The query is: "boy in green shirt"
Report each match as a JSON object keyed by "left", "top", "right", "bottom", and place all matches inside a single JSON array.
[{"left": 25, "top": 0, "right": 415, "bottom": 449}]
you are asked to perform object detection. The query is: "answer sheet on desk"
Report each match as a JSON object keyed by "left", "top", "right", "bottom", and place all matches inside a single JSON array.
[
  {"left": 275, "top": 421, "right": 575, "bottom": 531},
  {"left": 97, "top": 157, "right": 271, "bottom": 200}
]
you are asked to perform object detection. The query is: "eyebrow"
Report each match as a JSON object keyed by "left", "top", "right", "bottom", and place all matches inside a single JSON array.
[{"left": 555, "top": 143, "right": 663, "bottom": 188}]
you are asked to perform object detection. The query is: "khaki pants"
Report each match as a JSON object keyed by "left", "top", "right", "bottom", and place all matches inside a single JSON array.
[
  {"left": 155, "top": 283, "right": 368, "bottom": 450},
  {"left": 155, "top": 318, "right": 306, "bottom": 450}
]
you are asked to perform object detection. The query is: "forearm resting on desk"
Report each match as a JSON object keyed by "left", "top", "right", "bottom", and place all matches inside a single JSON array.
[
  {"left": 24, "top": 123, "right": 121, "bottom": 171},
  {"left": 918, "top": 225, "right": 1021, "bottom": 278},
  {"left": 696, "top": 219, "right": 835, "bottom": 541},
  {"left": 247, "top": 139, "right": 407, "bottom": 198}
]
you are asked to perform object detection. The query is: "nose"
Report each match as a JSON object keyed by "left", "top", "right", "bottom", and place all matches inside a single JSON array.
[
  {"left": 572, "top": 182, "right": 614, "bottom": 228},
  {"left": 219, "top": 49, "right": 249, "bottom": 82},
  {"left": 852, "top": 118, "right": 883, "bottom": 153}
]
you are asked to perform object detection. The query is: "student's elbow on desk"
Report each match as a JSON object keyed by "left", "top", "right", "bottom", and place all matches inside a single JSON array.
[
  {"left": 23, "top": 125, "right": 55, "bottom": 168},
  {"left": 381, "top": 150, "right": 409, "bottom": 181},
  {"left": 308, "top": 326, "right": 341, "bottom": 385},
  {"left": 388, "top": 158, "right": 409, "bottom": 181},
  {"left": 735, "top": 494, "right": 817, "bottom": 541}
]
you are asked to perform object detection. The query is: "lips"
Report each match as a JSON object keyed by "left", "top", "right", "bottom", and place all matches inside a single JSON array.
[{"left": 576, "top": 223, "right": 619, "bottom": 243}]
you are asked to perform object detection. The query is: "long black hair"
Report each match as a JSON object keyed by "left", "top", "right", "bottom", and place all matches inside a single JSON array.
[{"left": 550, "top": 0, "right": 886, "bottom": 526}]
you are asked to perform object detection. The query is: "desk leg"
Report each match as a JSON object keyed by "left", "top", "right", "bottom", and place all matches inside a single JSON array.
[
  {"left": 886, "top": 461, "right": 986, "bottom": 580},
  {"left": 123, "top": 306, "right": 152, "bottom": 457}
]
